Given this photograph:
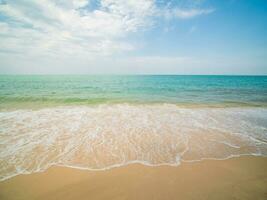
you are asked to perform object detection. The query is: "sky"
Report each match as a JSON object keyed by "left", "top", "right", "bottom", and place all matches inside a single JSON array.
[{"left": 0, "top": 0, "right": 266, "bottom": 75}]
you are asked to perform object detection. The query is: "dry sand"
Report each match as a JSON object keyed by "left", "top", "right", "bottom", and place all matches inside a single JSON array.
[{"left": 0, "top": 156, "right": 267, "bottom": 200}]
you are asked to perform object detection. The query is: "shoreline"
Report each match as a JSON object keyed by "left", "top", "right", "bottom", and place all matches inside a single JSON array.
[
  {"left": 1, "top": 153, "right": 265, "bottom": 182},
  {"left": 1, "top": 156, "right": 267, "bottom": 200}
]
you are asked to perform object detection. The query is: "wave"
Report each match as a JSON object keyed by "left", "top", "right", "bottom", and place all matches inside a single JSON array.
[
  {"left": 1, "top": 96, "right": 267, "bottom": 110},
  {"left": 0, "top": 104, "right": 267, "bottom": 181}
]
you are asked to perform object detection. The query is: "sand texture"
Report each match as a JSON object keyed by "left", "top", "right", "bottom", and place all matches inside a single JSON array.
[{"left": 0, "top": 156, "right": 267, "bottom": 200}]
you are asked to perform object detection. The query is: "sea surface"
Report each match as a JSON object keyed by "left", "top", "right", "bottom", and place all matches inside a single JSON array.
[
  {"left": 0, "top": 75, "right": 267, "bottom": 108},
  {"left": 0, "top": 75, "right": 267, "bottom": 181}
]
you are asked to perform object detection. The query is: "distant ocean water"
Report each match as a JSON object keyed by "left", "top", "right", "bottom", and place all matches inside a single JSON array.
[
  {"left": 0, "top": 75, "right": 267, "bottom": 109},
  {"left": 0, "top": 75, "right": 267, "bottom": 181}
]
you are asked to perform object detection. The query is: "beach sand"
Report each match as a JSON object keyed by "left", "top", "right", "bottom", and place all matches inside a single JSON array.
[{"left": 0, "top": 156, "right": 266, "bottom": 200}]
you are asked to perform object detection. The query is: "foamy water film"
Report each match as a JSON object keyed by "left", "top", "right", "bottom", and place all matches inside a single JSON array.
[{"left": 0, "top": 104, "right": 267, "bottom": 181}]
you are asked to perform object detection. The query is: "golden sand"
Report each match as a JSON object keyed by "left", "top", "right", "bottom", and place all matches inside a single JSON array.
[{"left": 0, "top": 156, "right": 267, "bottom": 200}]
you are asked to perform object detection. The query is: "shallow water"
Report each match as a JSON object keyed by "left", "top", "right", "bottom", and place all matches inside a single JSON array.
[
  {"left": 0, "top": 104, "right": 267, "bottom": 181},
  {"left": 0, "top": 75, "right": 267, "bottom": 181}
]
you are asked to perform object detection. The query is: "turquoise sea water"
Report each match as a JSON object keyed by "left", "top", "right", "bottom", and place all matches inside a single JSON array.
[
  {"left": 0, "top": 75, "right": 267, "bottom": 181},
  {"left": 0, "top": 75, "right": 267, "bottom": 109}
]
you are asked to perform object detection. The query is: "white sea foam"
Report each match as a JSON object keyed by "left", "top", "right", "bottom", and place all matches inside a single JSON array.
[{"left": 0, "top": 104, "right": 267, "bottom": 181}]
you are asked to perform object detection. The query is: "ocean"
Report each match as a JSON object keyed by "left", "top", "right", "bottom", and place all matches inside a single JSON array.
[
  {"left": 0, "top": 75, "right": 267, "bottom": 181},
  {"left": 0, "top": 75, "right": 267, "bottom": 108}
]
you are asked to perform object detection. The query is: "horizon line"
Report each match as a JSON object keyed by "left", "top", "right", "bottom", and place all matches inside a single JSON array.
[{"left": 0, "top": 74, "right": 266, "bottom": 76}]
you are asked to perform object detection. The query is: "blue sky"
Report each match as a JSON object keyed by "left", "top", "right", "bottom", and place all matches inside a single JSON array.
[{"left": 0, "top": 0, "right": 266, "bottom": 74}]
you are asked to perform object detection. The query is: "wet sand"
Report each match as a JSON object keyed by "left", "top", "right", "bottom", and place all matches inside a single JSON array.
[{"left": 0, "top": 156, "right": 267, "bottom": 200}]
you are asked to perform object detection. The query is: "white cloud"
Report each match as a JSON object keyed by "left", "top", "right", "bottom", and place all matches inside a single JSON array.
[
  {"left": 0, "top": 0, "right": 156, "bottom": 58},
  {"left": 175, "top": 8, "right": 214, "bottom": 19},
  {"left": 164, "top": 8, "right": 215, "bottom": 19},
  {"left": 0, "top": 22, "right": 9, "bottom": 32},
  {"left": 72, "top": 0, "right": 89, "bottom": 8},
  {"left": 0, "top": 0, "right": 215, "bottom": 73}
]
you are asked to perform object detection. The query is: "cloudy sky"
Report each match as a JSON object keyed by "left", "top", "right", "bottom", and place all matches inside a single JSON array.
[{"left": 0, "top": 0, "right": 266, "bottom": 74}]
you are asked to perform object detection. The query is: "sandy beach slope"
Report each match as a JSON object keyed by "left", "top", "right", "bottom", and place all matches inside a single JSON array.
[{"left": 0, "top": 156, "right": 266, "bottom": 200}]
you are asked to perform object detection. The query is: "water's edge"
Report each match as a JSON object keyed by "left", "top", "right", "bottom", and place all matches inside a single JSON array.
[
  {"left": 1, "top": 154, "right": 266, "bottom": 182},
  {"left": 1, "top": 104, "right": 267, "bottom": 182}
]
